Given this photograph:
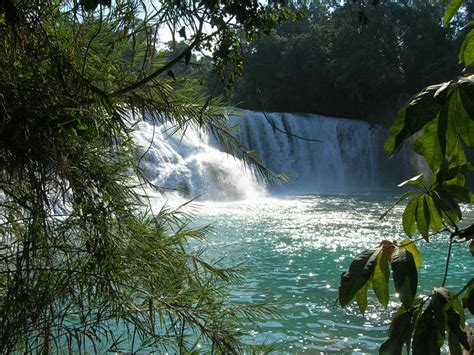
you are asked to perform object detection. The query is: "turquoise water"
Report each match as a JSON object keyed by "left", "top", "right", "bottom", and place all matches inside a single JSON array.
[{"left": 191, "top": 192, "right": 473, "bottom": 353}]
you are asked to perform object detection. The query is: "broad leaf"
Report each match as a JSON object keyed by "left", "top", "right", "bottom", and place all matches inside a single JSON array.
[
  {"left": 425, "top": 194, "right": 443, "bottom": 232},
  {"left": 339, "top": 248, "right": 380, "bottom": 307},
  {"left": 434, "top": 189, "right": 462, "bottom": 223},
  {"left": 385, "top": 85, "right": 443, "bottom": 154},
  {"left": 379, "top": 308, "right": 414, "bottom": 355},
  {"left": 415, "top": 195, "right": 430, "bottom": 240},
  {"left": 459, "top": 30, "right": 474, "bottom": 68},
  {"left": 372, "top": 250, "right": 390, "bottom": 307},
  {"left": 403, "top": 198, "right": 418, "bottom": 237},
  {"left": 447, "top": 308, "right": 471, "bottom": 352},
  {"left": 459, "top": 75, "right": 474, "bottom": 119},
  {"left": 432, "top": 288, "right": 450, "bottom": 347},
  {"left": 391, "top": 247, "right": 418, "bottom": 308},
  {"left": 400, "top": 240, "right": 422, "bottom": 269},
  {"left": 448, "top": 331, "right": 463, "bottom": 355},
  {"left": 463, "top": 283, "right": 474, "bottom": 314},
  {"left": 457, "top": 103, "right": 474, "bottom": 147},
  {"left": 356, "top": 280, "right": 370, "bottom": 314},
  {"left": 443, "top": 0, "right": 465, "bottom": 27},
  {"left": 413, "top": 116, "right": 443, "bottom": 171},
  {"left": 412, "top": 304, "right": 441, "bottom": 355}
]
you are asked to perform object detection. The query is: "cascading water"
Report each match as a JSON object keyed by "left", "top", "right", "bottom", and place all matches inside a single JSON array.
[
  {"left": 133, "top": 110, "right": 417, "bottom": 200},
  {"left": 229, "top": 110, "right": 416, "bottom": 194},
  {"left": 132, "top": 120, "right": 265, "bottom": 201}
]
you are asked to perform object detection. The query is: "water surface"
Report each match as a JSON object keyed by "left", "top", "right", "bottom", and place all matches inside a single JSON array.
[{"left": 189, "top": 192, "right": 473, "bottom": 353}]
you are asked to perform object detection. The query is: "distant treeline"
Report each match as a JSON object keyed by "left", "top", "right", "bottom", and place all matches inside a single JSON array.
[{"left": 222, "top": 0, "right": 468, "bottom": 123}]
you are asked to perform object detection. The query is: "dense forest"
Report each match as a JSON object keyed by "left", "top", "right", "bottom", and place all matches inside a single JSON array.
[{"left": 220, "top": 0, "right": 469, "bottom": 122}]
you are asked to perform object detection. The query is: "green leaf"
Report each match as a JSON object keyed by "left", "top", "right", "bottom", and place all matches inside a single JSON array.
[
  {"left": 458, "top": 76, "right": 474, "bottom": 117},
  {"left": 412, "top": 304, "right": 441, "bottom": 355},
  {"left": 443, "top": 0, "right": 465, "bottom": 27},
  {"left": 448, "top": 331, "right": 463, "bottom": 355},
  {"left": 445, "top": 185, "right": 471, "bottom": 203},
  {"left": 372, "top": 250, "right": 390, "bottom": 307},
  {"left": 391, "top": 247, "right": 418, "bottom": 308},
  {"left": 415, "top": 195, "right": 430, "bottom": 240},
  {"left": 451, "top": 296, "right": 466, "bottom": 326},
  {"left": 459, "top": 30, "right": 474, "bottom": 67},
  {"left": 403, "top": 198, "right": 418, "bottom": 237},
  {"left": 413, "top": 116, "right": 443, "bottom": 171},
  {"left": 356, "top": 280, "right": 370, "bottom": 314},
  {"left": 339, "top": 248, "right": 380, "bottom": 307},
  {"left": 400, "top": 240, "right": 422, "bottom": 269},
  {"left": 463, "top": 284, "right": 474, "bottom": 314},
  {"left": 432, "top": 288, "right": 450, "bottom": 347},
  {"left": 457, "top": 102, "right": 474, "bottom": 147},
  {"left": 379, "top": 308, "right": 414, "bottom": 355},
  {"left": 397, "top": 174, "right": 426, "bottom": 189},
  {"left": 447, "top": 308, "right": 471, "bottom": 352},
  {"left": 425, "top": 194, "right": 443, "bottom": 232},
  {"left": 385, "top": 85, "right": 443, "bottom": 154},
  {"left": 433, "top": 189, "right": 462, "bottom": 223}
]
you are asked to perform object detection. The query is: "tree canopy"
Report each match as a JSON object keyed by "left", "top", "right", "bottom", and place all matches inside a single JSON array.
[{"left": 230, "top": 0, "right": 463, "bottom": 123}]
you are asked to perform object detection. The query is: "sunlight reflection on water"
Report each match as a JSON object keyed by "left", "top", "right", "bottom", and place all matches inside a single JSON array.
[{"left": 183, "top": 192, "right": 473, "bottom": 353}]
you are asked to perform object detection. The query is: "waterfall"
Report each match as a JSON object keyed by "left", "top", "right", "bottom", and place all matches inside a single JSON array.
[
  {"left": 133, "top": 110, "right": 416, "bottom": 200},
  {"left": 132, "top": 120, "right": 266, "bottom": 201},
  {"left": 229, "top": 110, "right": 414, "bottom": 194}
]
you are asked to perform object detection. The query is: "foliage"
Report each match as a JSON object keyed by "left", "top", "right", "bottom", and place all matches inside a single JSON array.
[
  {"left": 338, "top": 1, "right": 474, "bottom": 354},
  {"left": 0, "top": 0, "right": 291, "bottom": 353},
  {"left": 230, "top": 0, "right": 461, "bottom": 123}
]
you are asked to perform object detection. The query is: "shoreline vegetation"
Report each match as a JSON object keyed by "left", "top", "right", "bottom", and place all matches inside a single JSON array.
[{"left": 0, "top": 1, "right": 291, "bottom": 353}]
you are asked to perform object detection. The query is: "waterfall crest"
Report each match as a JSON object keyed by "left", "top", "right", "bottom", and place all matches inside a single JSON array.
[{"left": 133, "top": 110, "right": 415, "bottom": 200}]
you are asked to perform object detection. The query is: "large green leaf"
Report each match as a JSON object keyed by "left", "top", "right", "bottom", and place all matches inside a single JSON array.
[
  {"left": 412, "top": 304, "right": 441, "bottom": 355},
  {"left": 463, "top": 282, "right": 474, "bottom": 314},
  {"left": 432, "top": 288, "right": 450, "bottom": 347},
  {"left": 403, "top": 198, "right": 418, "bottom": 237},
  {"left": 413, "top": 116, "right": 443, "bottom": 171},
  {"left": 447, "top": 308, "right": 471, "bottom": 352},
  {"left": 458, "top": 76, "right": 474, "bottom": 120},
  {"left": 457, "top": 104, "right": 474, "bottom": 147},
  {"left": 448, "top": 331, "right": 463, "bottom": 355},
  {"left": 400, "top": 240, "right": 422, "bottom": 269},
  {"left": 385, "top": 85, "right": 444, "bottom": 154},
  {"left": 356, "top": 280, "right": 370, "bottom": 314},
  {"left": 339, "top": 248, "right": 380, "bottom": 307},
  {"left": 459, "top": 30, "right": 474, "bottom": 68},
  {"left": 432, "top": 189, "right": 462, "bottom": 226},
  {"left": 443, "top": 0, "right": 465, "bottom": 27},
  {"left": 391, "top": 247, "right": 418, "bottom": 308},
  {"left": 379, "top": 308, "right": 414, "bottom": 355},
  {"left": 415, "top": 195, "right": 430, "bottom": 240},
  {"left": 372, "top": 250, "right": 390, "bottom": 307},
  {"left": 425, "top": 194, "right": 443, "bottom": 232}
]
